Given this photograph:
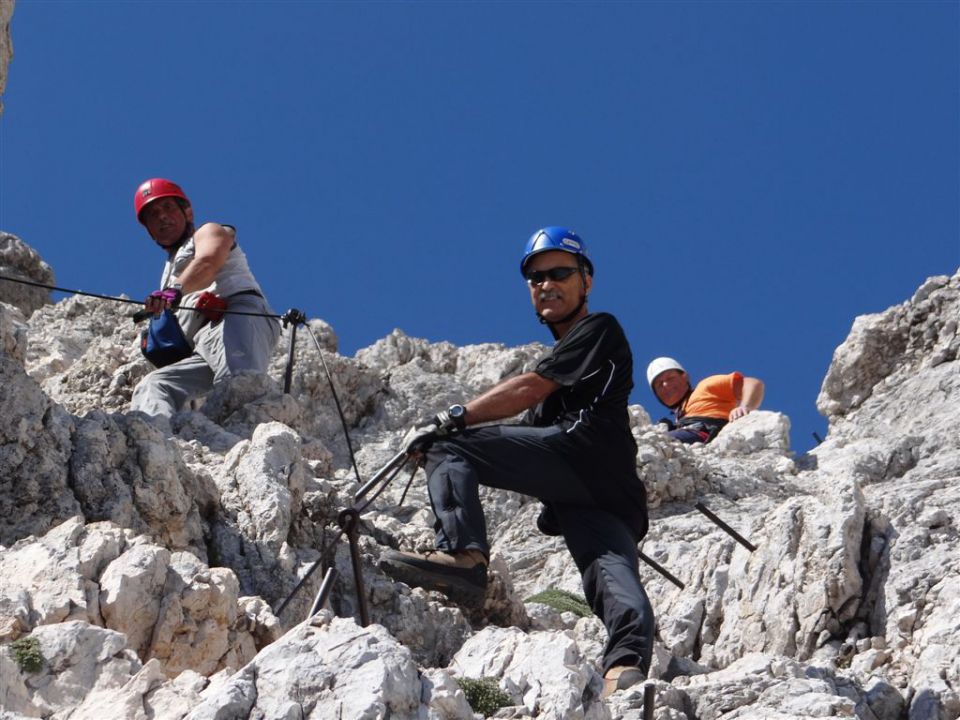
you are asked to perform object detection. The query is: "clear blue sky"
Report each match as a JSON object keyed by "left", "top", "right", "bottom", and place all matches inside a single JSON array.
[{"left": 2, "top": 1, "right": 958, "bottom": 453}]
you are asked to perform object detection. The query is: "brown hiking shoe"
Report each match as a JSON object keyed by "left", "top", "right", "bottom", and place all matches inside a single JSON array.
[
  {"left": 601, "top": 665, "right": 645, "bottom": 699},
  {"left": 379, "top": 549, "right": 488, "bottom": 607}
]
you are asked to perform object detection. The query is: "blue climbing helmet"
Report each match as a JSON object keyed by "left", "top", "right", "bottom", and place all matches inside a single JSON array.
[{"left": 520, "top": 227, "right": 594, "bottom": 278}]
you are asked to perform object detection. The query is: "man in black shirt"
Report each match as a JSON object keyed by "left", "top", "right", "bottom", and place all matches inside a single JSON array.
[{"left": 380, "top": 227, "right": 654, "bottom": 699}]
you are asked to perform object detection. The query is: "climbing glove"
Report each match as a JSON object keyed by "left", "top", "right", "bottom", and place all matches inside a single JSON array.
[
  {"left": 149, "top": 287, "right": 183, "bottom": 309},
  {"left": 402, "top": 404, "right": 467, "bottom": 453}
]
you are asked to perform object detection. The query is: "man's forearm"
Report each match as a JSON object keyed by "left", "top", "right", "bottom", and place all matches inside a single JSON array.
[
  {"left": 172, "top": 257, "right": 220, "bottom": 293},
  {"left": 463, "top": 372, "right": 558, "bottom": 425}
]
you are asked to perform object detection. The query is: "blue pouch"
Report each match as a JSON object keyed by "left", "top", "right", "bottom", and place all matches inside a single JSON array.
[{"left": 140, "top": 309, "right": 193, "bottom": 368}]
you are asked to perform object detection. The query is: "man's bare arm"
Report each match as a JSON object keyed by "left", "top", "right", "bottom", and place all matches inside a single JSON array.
[
  {"left": 172, "top": 223, "right": 234, "bottom": 293},
  {"left": 730, "top": 376, "right": 764, "bottom": 421},
  {"left": 463, "top": 372, "right": 560, "bottom": 425}
]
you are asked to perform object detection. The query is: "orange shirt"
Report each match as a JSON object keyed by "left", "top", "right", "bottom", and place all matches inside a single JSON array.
[{"left": 679, "top": 372, "right": 743, "bottom": 420}]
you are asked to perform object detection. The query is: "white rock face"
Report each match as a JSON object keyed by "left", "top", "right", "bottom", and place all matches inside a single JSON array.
[
  {"left": 0, "top": 338, "right": 79, "bottom": 545},
  {"left": 0, "top": 0, "right": 11, "bottom": 116},
  {"left": 0, "top": 232, "right": 53, "bottom": 318},
  {"left": 1, "top": 236, "right": 958, "bottom": 720}
]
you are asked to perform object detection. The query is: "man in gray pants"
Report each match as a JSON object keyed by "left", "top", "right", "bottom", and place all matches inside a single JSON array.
[
  {"left": 130, "top": 178, "right": 280, "bottom": 420},
  {"left": 380, "top": 227, "right": 655, "bottom": 700}
]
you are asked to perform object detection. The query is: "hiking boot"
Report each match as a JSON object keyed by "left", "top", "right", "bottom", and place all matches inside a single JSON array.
[
  {"left": 601, "top": 665, "right": 645, "bottom": 700},
  {"left": 379, "top": 549, "right": 488, "bottom": 607}
]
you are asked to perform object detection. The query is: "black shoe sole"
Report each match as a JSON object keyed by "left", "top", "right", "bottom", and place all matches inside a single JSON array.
[{"left": 379, "top": 555, "right": 487, "bottom": 607}]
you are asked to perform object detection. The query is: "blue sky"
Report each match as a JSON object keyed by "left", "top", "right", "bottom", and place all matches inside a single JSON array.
[{"left": 2, "top": 1, "right": 958, "bottom": 453}]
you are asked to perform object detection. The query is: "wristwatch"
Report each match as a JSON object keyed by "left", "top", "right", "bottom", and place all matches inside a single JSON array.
[
  {"left": 435, "top": 404, "right": 467, "bottom": 434},
  {"left": 447, "top": 404, "right": 467, "bottom": 430}
]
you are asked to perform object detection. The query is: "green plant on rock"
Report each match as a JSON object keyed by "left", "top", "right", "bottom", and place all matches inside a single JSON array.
[
  {"left": 525, "top": 587, "right": 592, "bottom": 617},
  {"left": 457, "top": 677, "right": 512, "bottom": 717},
  {"left": 9, "top": 635, "right": 44, "bottom": 673}
]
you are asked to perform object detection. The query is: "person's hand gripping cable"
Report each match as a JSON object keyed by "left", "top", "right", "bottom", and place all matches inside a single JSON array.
[
  {"left": 144, "top": 284, "right": 183, "bottom": 316},
  {"left": 402, "top": 404, "right": 468, "bottom": 456}
]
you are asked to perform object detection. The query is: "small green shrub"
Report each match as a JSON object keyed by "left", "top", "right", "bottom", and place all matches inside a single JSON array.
[
  {"left": 525, "top": 587, "right": 592, "bottom": 617},
  {"left": 457, "top": 677, "right": 512, "bottom": 717},
  {"left": 10, "top": 636, "right": 44, "bottom": 673}
]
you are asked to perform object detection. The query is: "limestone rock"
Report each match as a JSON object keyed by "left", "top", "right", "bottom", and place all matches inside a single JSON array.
[
  {"left": 0, "top": 300, "right": 28, "bottom": 364},
  {"left": 208, "top": 421, "right": 312, "bottom": 602},
  {"left": 1, "top": 621, "right": 142, "bottom": 719},
  {"left": 25, "top": 295, "right": 149, "bottom": 414},
  {"left": 70, "top": 411, "right": 210, "bottom": 556},
  {"left": 450, "top": 625, "right": 607, "bottom": 718},
  {"left": 818, "top": 272, "right": 958, "bottom": 422},
  {"left": 0, "top": 232, "right": 52, "bottom": 317},
  {"left": 148, "top": 553, "right": 239, "bottom": 676},
  {"left": 707, "top": 410, "right": 791, "bottom": 456},
  {"left": 0, "top": 0, "right": 11, "bottom": 116},
  {"left": 185, "top": 612, "right": 423, "bottom": 719},
  {"left": 0, "top": 517, "right": 120, "bottom": 642},
  {"left": 99, "top": 541, "right": 172, "bottom": 656},
  {"left": 0, "top": 352, "right": 79, "bottom": 546}
]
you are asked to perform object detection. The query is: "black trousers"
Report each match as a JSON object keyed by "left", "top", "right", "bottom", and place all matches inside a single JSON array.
[{"left": 425, "top": 424, "right": 655, "bottom": 675}]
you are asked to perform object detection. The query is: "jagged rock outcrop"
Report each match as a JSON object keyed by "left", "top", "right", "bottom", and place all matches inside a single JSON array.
[
  {"left": 0, "top": 0, "right": 13, "bottom": 116},
  {"left": 1, "top": 236, "right": 957, "bottom": 720},
  {"left": 1, "top": 232, "right": 53, "bottom": 317}
]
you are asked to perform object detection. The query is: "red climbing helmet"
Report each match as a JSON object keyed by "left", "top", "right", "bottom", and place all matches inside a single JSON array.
[{"left": 134, "top": 178, "right": 190, "bottom": 224}]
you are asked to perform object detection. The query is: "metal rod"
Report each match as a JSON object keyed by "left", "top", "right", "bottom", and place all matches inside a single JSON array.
[
  {"left": 275, "top": 449, "right": 413, "bottom": 623},
  {"left": 643, "top": 683, "right": 655, "bottom": 720},
  {"left": 355, "top": 450, "right": 410, "bottom": 501},
  {"left": 274, "top": 525, "right": 345, "bottom": 616},
  {"left": 695, "top": 501, "right": 757, "bottom": 552},
  {"left": 639, "top": 551, "right": 685, "bottom": 590},
  {"left": 281, "top": 309, "right": 306, "bottom": 394},
  {"left": 308, "top": 566, "right": 339, "bottom": 618},
  {"left": 397, "top": 460, "right": 420, "bottom": 507},
  {"left": 342, "top": 509, "right": 370, "bottom": 627},
  {"left": 283, "top": 322, "right": 298, "bottom": 394}
]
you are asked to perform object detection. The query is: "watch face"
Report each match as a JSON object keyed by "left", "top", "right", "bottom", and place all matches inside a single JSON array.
[{"left": 449, "top": 404, "right": 465, "bottom": 418}]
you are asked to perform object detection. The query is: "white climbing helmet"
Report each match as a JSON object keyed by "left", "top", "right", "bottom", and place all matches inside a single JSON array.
[{"left": 646, "top": 357, "right": 686, "bottom": 390}]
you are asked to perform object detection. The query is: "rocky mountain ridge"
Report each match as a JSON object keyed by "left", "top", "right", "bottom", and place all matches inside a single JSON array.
[{"left": 0, "top": 231, "right": 957, "bottom": 720}]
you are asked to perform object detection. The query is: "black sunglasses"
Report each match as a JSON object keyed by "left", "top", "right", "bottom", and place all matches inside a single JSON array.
[{"left": 525, "top": 266, "right": 579, "bottom": 285}]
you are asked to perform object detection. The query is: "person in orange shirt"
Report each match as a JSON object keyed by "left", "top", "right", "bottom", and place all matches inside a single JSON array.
[{"left": 646, "top": 357, "right": 765, "bottom": 444}]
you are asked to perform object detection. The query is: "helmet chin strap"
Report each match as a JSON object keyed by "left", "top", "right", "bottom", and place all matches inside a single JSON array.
[
  {"left": 537, "top": 291, "right": 588, "bottom": 340},
  {"left": 670, "top": 385, "right": 693, "bottom": 416}
]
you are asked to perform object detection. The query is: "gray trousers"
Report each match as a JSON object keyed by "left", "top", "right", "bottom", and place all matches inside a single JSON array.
[
  {"left": 130, "top": 294, "right": 281, "bottom": 418},
  {"left": 425, "top": 424, "right": 655, "bottom": 675}
]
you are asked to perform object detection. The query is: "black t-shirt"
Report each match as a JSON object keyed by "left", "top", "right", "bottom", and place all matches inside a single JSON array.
[{"left": 524, "top": 313, "right": 646, "bottom": 519}]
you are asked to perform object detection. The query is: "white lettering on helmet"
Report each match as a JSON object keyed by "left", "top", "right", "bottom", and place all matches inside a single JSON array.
[{"left": 561, "top": 238, "right": 580, "bottom": 249}]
